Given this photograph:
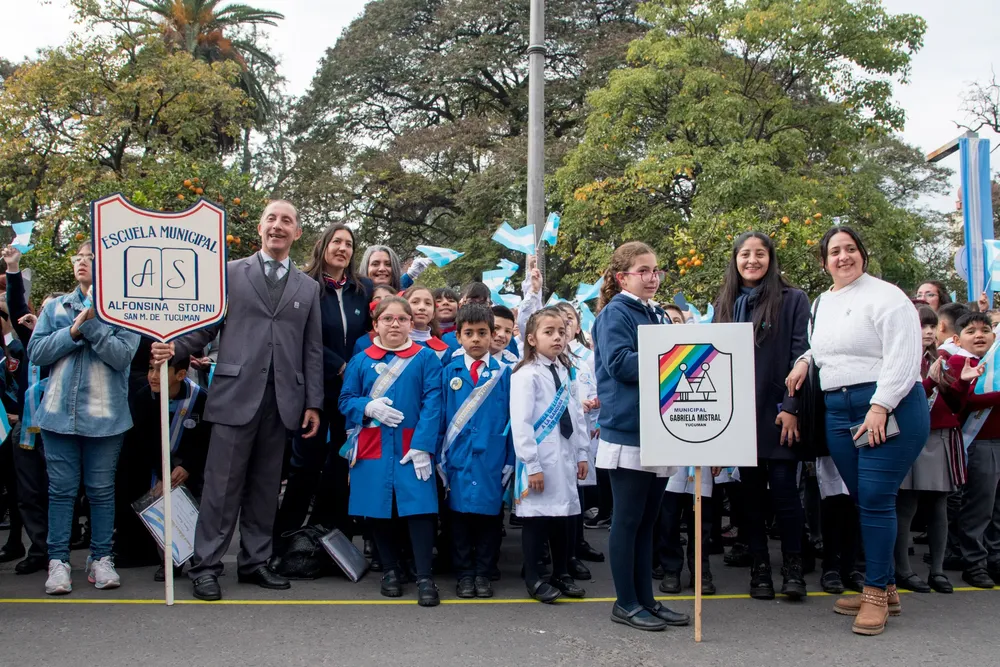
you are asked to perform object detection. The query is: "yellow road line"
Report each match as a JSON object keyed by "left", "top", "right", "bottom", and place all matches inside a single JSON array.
[{"left": 0, "top": 588, "right": 995, "bottom": 606}]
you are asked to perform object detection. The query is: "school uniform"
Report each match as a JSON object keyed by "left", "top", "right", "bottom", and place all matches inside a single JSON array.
[
  {"left": 439, "top": 353, "right": 512, "bottom": 579},
  {"left": 510, "top": 356, "right": 589, "bottom": 587},
  {"left": 410, "top": 329, "right": 450, "bottom": 363},
  {"left": 339, "top": 340, "right": 443, "bottom": 579}
]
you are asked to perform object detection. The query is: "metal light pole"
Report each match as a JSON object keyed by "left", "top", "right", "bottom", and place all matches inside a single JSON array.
[{"left": 527, "top": 0, "right": 546, "bottom": 288}]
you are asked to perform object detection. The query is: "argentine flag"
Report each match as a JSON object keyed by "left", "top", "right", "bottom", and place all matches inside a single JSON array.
[
  {"left": 541, "top": 213, "right": 561, "bottom": 246},
  {"left": 492, "top": 222, "right": 536, "bottom": 255},
  {"left": 986, "top": 240, "right": 1000, "bottom": 292},
  {"left": 482, "top": 269, "right": 510, "bottom": 291},
  {"left": 496, "top": 258, "right": 520, "bottom": 276},
  {"left": 10, "top": 221, "right": 35, "bottom": 253},
  {"left": 490, "top": 289, "right": 521, "bottom": 309},
  {"left": 975, "top": 338, "right": 1000, "bottom": 395},
  {"left": 545, "top": 293, "right": 567, "bottom": 306},
  {"left": 686, "top": 302, "right": 715, "bottom": 324},
  {"left": 578, "top": 302, "right": 596, "bottom": 334},
  {"left": 574, "top": 278, "right": 603, "bottom": 303},
  {"left": 416, "top": 245, "right": 464, "bottom": 268}
]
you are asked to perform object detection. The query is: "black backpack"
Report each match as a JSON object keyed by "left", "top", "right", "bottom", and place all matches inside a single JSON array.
[{"left": 270, "top": 525, "right": 336, "bottom": 580}]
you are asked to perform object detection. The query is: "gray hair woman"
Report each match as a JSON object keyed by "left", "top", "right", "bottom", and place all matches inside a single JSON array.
[{"left": 358, "top": 245, "right": 432, "bottom": 292}]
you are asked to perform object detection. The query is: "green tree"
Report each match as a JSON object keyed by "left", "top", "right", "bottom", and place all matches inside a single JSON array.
[{"left": 555, "top": 0, "right": 944, "bottom": 304}]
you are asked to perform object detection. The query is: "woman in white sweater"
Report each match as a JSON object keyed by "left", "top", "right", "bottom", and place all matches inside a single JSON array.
[{"left": 786, "top": 226, "right": 929, "bottom": 637}]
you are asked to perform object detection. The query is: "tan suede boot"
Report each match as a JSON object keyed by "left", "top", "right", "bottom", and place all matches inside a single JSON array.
[
  {"left": 833, "top": 584, "right": 901, "bottom": 616},
  {"left": 852, "top": 586, "right": 889, "bottom": 636}
]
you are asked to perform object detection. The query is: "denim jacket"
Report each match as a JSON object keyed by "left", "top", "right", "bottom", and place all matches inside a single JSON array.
[{"left": 26, "top": 287, "right": 140, "bottom": 437}]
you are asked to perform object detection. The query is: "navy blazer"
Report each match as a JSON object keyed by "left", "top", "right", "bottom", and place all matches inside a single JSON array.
[{"left": 319, "top": 275, "right": 373, "bottom": 402}]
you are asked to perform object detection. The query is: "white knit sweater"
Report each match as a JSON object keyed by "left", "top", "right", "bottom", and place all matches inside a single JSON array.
[{"left": 805, "top": 273, "right": 922, "bottom": 410}]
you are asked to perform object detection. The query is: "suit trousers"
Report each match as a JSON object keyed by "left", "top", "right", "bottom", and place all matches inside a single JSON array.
[
  {"left": 521, "top": 515, "right": 574, "bottom": 587},
  {"left": 189, "top": 382, "right": 287, "bottom": 578},
  {"left": 12, "top": 427, "right": 48, "bottom": 560},
  {"left": 657, "top": 490, "right": 711, "bottom": 575},
  {"left": 451, "top": 510, "right": 502, "bottom": 579},
  {"left": 956, "top": 440, "right": 1000, "bottom": 571}
]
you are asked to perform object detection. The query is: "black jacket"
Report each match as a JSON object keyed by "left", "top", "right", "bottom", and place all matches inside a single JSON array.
[
  {"left": 748, "top": 288, "right": 811, "bottom": 460},
  {"left": 319, "top": 276, "right": 373, "bottom": 403}
]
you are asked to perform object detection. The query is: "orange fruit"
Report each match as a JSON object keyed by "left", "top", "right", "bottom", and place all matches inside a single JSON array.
[
  {"left": 689, "top": 248, "right": 697, "bottom": 255},
  {"left": 183, "top": 179, "right": 192, "bottom": 187},
  {"left": 75, "top": 232, "right": 85, "bottom": 241},
  {"left": 781, "top": 217, "right": 790, "bottom": 224},
  {"left": 195, "top": 188, "right": 204, "bottom": 195},
  {"left": 233, "top": 197, "right": 241, "bottom": 205},
  {"left": 680, "top": 268, "right": 687, "bottom": 276},
  {"left": 814, "top": 212, "right": 822, "bottom": 219},
  {"left": 677, "top": 259, "right": 686, "bottom": 266},
  {"left": 693, "top": 259, "right": 702, "bottom": 267},
  {"left": 177, "top": 194, "right": 185, "bottom": 200},
  {"left": 226, "top": 234, "right": 234, "bottom": 243},
  {"left": 234, "top": 238, "right": 241, "bottom": 246}
]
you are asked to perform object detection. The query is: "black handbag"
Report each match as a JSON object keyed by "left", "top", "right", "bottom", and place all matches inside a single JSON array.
[{"left": 797, "top": 294, "right": 828, "bottom": 457}]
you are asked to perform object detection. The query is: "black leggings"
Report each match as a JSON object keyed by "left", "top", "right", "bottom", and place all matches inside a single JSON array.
[
  {"left": 521, "top": 516, "right": 573, "bottom": 587},
  {"left": 370, "top": 495, "right": 436, "bottom": 580},
  {"left": 739, "top": 460, "right": 803, "bottom": 558},
  {"left": 821, "top": 494, "right": 859, "bottom": 575}
]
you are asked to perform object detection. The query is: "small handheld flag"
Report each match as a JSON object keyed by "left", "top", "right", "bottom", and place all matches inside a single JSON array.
[
  {"left": 496, "top": 258, "right": 520, "bottom": 275},
  {"left": 492, "top": 222, "right": 536, "bottom": 255},
  {"left": 415, "top": 245, "right": 464, "bottom": 268},
  {"left": 541, "top": 213, "right": 560, "bottom": 246},
  {"left": 10, "top": 221, "right": 35, "bottom": 253},
  {"left": 482, "top": 269, "right": 510, "bottom": 291},
  {"left": 578, "top": 302, "right": 596, "bottom": 334},
  {"left": 545, "top": 293, "right": 567, "bottom": 306},
  {"left": 574, "top": 278, "right": 603, "bottom": 303}
]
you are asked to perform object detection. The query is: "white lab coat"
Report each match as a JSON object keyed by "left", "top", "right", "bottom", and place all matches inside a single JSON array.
[
  {"left": 511, "top": 357, "right": 589, "bottom": 517},
  {"left": 574, "top": 345, "right": 599, "bottom": 487}
]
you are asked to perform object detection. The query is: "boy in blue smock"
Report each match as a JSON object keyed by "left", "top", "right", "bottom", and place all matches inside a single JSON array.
[{"left": 438, "top": 303, "right": 513, "bottom": 599}]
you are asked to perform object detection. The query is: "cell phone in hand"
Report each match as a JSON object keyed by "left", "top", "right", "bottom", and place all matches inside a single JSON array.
[{"left": 851, "top": 414, "right": 900, "bottom": 448}]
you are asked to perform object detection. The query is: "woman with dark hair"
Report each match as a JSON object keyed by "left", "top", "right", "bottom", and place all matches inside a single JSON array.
[
  {"left": 787, "top": 225, "right": 929, "bottom": 636},
  {"left": 274, "top": 224, "right": 373, "bottom": 543},
  {"left": 914, "top": 281, "right": 951, "bottom": 312},
  {"left": 714, "top": 232, "right": 810, "bottom": 600}
]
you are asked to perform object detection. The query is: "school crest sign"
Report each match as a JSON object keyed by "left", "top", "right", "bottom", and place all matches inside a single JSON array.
[
  {"left": 91, "top": 194, "right": 228, "bottom": 342},
  {"left": 658, "top": 344, "right": 733, "bottom": 443},
  {"left": 639, "top": 324, "right": 756, "bottom": 468}
]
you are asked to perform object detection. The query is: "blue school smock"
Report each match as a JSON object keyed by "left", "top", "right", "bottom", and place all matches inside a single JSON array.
[
  {"left": 442, "top": 331, "right": 460, "bottom": 358},
  {"left": 440, "top": 355, "right": 513, "bottom": 515},
  {"left": 339, "top": 343, "right": 443, "bottom": 519},
  {"left": 413, "top": 336, "right": 450, "bottom": 363},
  {"left": 352, "top": 331, "right": 376, "bottom": 359}
]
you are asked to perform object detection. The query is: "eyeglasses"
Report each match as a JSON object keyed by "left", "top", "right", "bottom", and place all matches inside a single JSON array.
[
  {"left": 914, "top": 291, "right": 939, "bottom": 300},
  {"left": 621, "top": 270, "right": 665, "bottom": 284},
  {"left": 377, "top": 315, "right": 411, "bottom": 326},
  {"left": 71, "top": 254, "right": 95, "bottom": 265}
]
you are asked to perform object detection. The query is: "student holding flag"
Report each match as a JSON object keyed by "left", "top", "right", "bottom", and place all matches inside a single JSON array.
[
  {"left": 438, "top": 303, "right": 512, "bottom": 599},
  {"left": 339, "top": 296, "right": 443, "bottom": 607},
  {"left": 510, "top": 307, "right": 589, "bottom": 603}
]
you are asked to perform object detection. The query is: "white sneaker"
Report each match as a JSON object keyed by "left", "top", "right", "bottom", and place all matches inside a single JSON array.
[
  {"left": 87, "top": 556, "right": 121, "bottom": 590},
  {"left": 45, "top": 560, "right": 72, "bottom": 595}
]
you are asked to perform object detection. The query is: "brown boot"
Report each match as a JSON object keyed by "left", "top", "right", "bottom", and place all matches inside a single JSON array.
[
  {"left": 852, "top": 586, "right": 889, "bottom": 636},
  {"left": 833, "top": 584, "right": 901, "bottom": 616}
]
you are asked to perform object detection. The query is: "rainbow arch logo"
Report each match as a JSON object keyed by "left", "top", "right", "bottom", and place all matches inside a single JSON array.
[{"left": 658, "top": 344, "right": 733, "bottom": 443}]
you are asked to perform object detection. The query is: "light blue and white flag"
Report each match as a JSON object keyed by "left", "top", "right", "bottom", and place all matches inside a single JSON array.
[
  {"left": 541, "top": 213, "right": 561, "bottom": 246},
  {"left": 10, "top": 221, "right": 35, "bottom": 253},
  {"left": 961, "top": 137, "right": 994, "bottom": 302},
  {"left": 492, "top": 221, "right": 536, "bottom": 255},
  {"left": 578, "top": 302, "right": 596, "bottom": 334},
  {"left": 685, "top": 302, "right": 715, "bottom": 324},
  {"left": 496, "top": 258, "right": 520, "bottom": 275},
  {"left": 574, "top": 278, "right": 603, "bottom": 303},
  {"left": 975, "top": 338, "right": 1000, "bottom": 396},
  {"left": 482, "top": 269, "right": 510, "bottom": 291},
  {"left": 545, "top": 293, "right": 567, "bottom": 306},
  {"left": 416, "top": 245, "right": 464, "bottom": 268},
  {"left": 987, "top": 241, "right": 1000, "bottom": 292},
  {"left": 490, "top": 289, "right": 521, "bottom": 310}
]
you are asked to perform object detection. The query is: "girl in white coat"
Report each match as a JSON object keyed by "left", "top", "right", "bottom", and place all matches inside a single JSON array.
[{"left": 511, "top": 307, "right": 590, "bottom": 603}]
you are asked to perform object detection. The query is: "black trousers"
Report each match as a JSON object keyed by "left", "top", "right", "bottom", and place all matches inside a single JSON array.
[
  {"left": 451, "top": 510, "right": 501, "bottom": 578},
  {"left": 371, "top": 494, "right": 436, "bottom": 580},
  {"left": 657, "top": 490, "right": 711, "bottom": 575},
  {"left": 1, "top": 433, "right": 24, "bottom": 551},
  {"left": 739, "top": 460, "right": 804, "bottom": 558},
  {"left": 821, "top": 494, "right": 859, "bottom": 575},
  {"left": 521, "top": 516, "right": 573, "bottom": 587},
  {"left": 11, "top": 426, "right": 48, "bottom": 559}
]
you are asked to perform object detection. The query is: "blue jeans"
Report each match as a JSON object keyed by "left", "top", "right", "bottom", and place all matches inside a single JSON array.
[
  {"left": 608, "top": 467, "right": 668, "bottom": 612},
  {"left": 43, "top": 431, "right": 124, "bottom": 562},
  {"left": 824, "top": 383, "right": 929, "bottom": 589}
]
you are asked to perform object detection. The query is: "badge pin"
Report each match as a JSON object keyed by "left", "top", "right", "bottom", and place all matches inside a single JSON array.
[
  {"left": 355, "top": 309, "right": 361, "bottom": 316},
  {"left": 294, "top": 301, "right": 300, "bottom": 309},
  {"left": 183, "top": 419, "right": 197, "bottom": 429},
  {"left": 375, "top": 362, "right": 388, "bottom": 375},
  {"left": 481, "top": 370, "right": 490, "bottom": 379},
  {"left": 450, "top": 377, "right": 463, "bottom": 391}
]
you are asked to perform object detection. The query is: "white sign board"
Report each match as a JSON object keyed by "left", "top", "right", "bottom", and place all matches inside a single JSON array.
[
  {"left": 638, "top": 323, "right": 757, "bottom": 467},
  {"left": 91, "top": 194, "right": 228, "bottom": 342}
]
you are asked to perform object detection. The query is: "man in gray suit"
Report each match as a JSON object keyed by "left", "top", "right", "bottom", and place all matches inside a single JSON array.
[{"left": 151, "top": 200, "right": 323, "bottom": 601}]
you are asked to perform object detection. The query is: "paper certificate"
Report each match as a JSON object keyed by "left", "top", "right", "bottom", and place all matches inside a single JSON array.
[{"left": 135, "top": 485, "right": 199, "bottom": 567}]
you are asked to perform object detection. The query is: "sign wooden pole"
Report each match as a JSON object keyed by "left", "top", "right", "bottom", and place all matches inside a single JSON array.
[
  {"left": 160, "top": 360, "right": 174, "bottom": 606},
  {"left": 694, "top": 466, "right": 703, "bottom": 642}
]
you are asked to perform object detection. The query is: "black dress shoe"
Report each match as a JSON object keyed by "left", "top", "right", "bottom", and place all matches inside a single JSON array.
[
  {"left": 651, "top": 564, "right": 665, "bottom": 580},
  {"left": 527, "top": 580, "right": 562, "bottom": 603},
  {"left": 749, "top": 560, "right": 775, "bottom": 600},
  {"left": 724, "top": 543, "right": 753, "bottom": 568},
  {"left": 474, "top": 575, "right": 493, "bottom": 598},
  {"left": 928, "top": 573, "right": 953, "bottom": 593},
  {"left": 552, "top": 575, "right": 586, "bottom": 598},
  {"left": 14, "top": 555, "right": 47, "bottom": 575},
  {"left": 962, "top": 568, "right": 995, "bottom": 589},
  {"left": 237, "top": 565, "right": 291, "bottom": 590},
  {"left": 820, "top": 570, "right": 845, "bottom": 594},
  {"left": 381, "top": 570, "right": 403, "bottom": 597},
  {"left": 456, "top": 576, "right": 476, "bottom": 598},
  {"left": 568, "top": 557, "right": 591, "bottom": 581},
  {"left": 417, "top": 577, "right": 440, "bottom": 607},
  {"left": 844, "top": 570, "right": 865, "bottom": 593},
  {"left": 0, "top": 545, "right": 26, "bottom": 563},
  {"left": 659, "top": 572, "right": 682, "bottom": 594},
  {"left": 576, "top": 541, "right": 605, "bottom": 563},
  {"left": 897, "top": 572, "right": 931, "bottom": 593},
  {"left": 647, "top": 602, "right": 690, "bottom": 626},
  {"left": 192, "top": 575, "right": 222, "bottom": 601},
  {"left": 780, "top": 554, "right": 806, "bottom": 600},
  {"left": 611, "top": 604, "right": 667, "bottom": 631},
  {"left": 691, "top": 571, "right": 716, "bottom": 595},
  {"left": 154, "top": 565, "right": 184, "bottom": 582}
]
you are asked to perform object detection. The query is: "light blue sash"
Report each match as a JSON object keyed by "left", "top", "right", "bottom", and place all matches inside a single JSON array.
[
  {"left": 514, "top": 380, "right": 571, "bottom": 503},
  {"left": 437, "top": 366, "right": 506, "bottom": 487},
  {"left": 339, "top": 353, "right": 416, "bottom": 467},
  {"left": 19, "top": 363, "right": 46, "bottom": 450},
  {"left": 151, "top": 378, "right": 202, "bottom": 487}
]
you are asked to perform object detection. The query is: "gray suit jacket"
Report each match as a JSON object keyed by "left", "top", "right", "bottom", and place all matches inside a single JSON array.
[{"left": 175, "top": 255, "right": 324, "bottom": 430}]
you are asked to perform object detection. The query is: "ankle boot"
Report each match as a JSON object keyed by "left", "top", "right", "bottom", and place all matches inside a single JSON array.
[
  {"left": 834, "top": 584, "right": 901, "bottom": 616},
  {"left": 749, "top": 558, "right": 775, "bottom": 600},
  {"left": 852, "top": 586, "right": 889, "bottom": 636},
  {"left": 780, "top": 554, "right": 807, "bottom": 600}
]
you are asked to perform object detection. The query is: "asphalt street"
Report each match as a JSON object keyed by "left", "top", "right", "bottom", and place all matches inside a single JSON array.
[{"left": 0, "top": 528, "right": 996, "bottom": 667}]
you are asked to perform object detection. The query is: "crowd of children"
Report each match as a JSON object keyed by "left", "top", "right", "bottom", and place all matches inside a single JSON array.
[{"left": 2, "top": 233, "right": 1000, "bottom": 639}]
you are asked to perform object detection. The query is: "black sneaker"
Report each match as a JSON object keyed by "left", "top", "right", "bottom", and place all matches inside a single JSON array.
[
  {"left": 583, "top": 516, "right": 611, "bottom": 529},
  {"left": 690, "top": 571, "right": 716, "bottom": 595},
  {"left": 474, "top": 576, "right": 493, "bottom": 598},
  {"left": 380, "top": 570, "right": 403, "bottom": 598},
  {"left": 724, "top": 543, "right": 753, "bottom": 568},
  {"left": 417, "top": 577, "right": 440, "bottom": 607},
  {"left": 659, "top": 571, "right": 682, "bottom": 594},
  {"left": 456, "top": 576, "right": 475, "bottom": 598},
  {"left": 820, "top": 570, "right": 845, "bottom": 594},
  {"left": 780, "top": 554, "right": 806, "bottom": 600},
  {"left": 844, "top": 570, "right": 865, "bottom": 593},
  {"left": 749, "top": 559, "right": 775, "bottom": 600}
]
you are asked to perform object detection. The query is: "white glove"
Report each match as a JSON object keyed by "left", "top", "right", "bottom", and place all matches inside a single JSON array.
[
  {"left": 501, "top": 464, "right": 514, "bottom": 487},
  {"left": 364, "top": 397, "right": 404, "bottom": 427},
  {"left": 400, "top": 449, "right": 433, "bottom": 482},
  {"left": 407, "top": 256, "right": 433, "bottom": 279}
]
